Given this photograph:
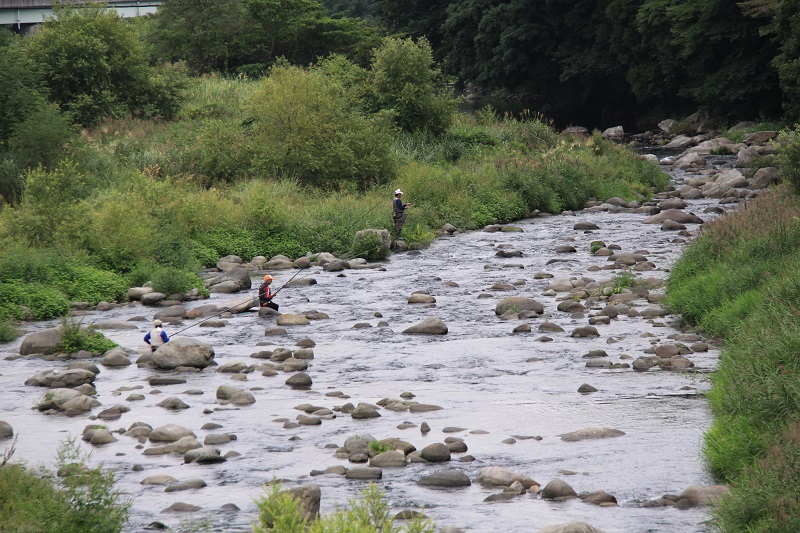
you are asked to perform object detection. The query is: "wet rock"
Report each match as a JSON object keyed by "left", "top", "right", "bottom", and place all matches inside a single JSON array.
[
  {"left": 149, "top": 424, "right": 196, "bottom": 443},
  {"left": 286, "top": 372, "right": 312, "bottom": 388},
  {"left": 677, "top": 485, "right": 729, "bottom": 506},
  {"left": 408, "top": 293, "right": 437, "bottom": 304},
  {"left": 369, "top": 450, "right": 406, "bottom": 468},
  {"left": 184, "top": 446, "right": 226, "bottom": 464},
  {"left": 420, "top": 443, "right": 451, "bottom": 462},
  {"left": 475, "top": 467, "right": 538, "bottom": 488},
  {"left": 35, "top": 388, "right": 98, "bottom": 412},
  {"left": 165, "top": 479, "right": 207, "bottom": 492},
  {"left": 560, "top": 427, "right": 625, "bottom": 442},
  {"left": 0, "top": 421, "right": 13, "bottom": 439},
  {"left": 495, "top": 297, "right": 544, "bottom": 315},
  {"left": 345, "top": 467, "right": 382, "bottom": 480},
  {"left": 542, "top": 479, "right": 577, "bottom": 500},
  {"left": 643, "top": 209, "right": 703, "bottom": 225},
  {"left": 264, "top": 326, "right": 288, "bottom": 336},
  {"left": 570, "top": 326, "right": 599, "bottom": 338},
  {"left": 277, "top": 314, "right": 311, "bottom": 326},
  {"left": 539, "top": 322, "right": 565, "bottom": 333},
  {"left": 281, "top": 484, "right": 321, "bottom": 521},
  {"left": 101, "top": 349, "right": 132, "bottom": 367},
  {"left": 351, "top": 403, "right": 380, "bottom": 419},
  {"left": 581, "top": 490, "right": 617, "bottom": 505},
  {"left": 151, "top": 338, "right": 215, "bottom": 370},
  {"left": 156, "top": 397, "right": 190, "bottom": 410},
  {"left": 408, "top": 404, "right": 442, "bottom": 413},
  {"left": 403, "top": 318, "right": 448, "bottom": 335},
  {"left": 577, "top": 384, "right": 597, "bottom": 393},
  {"left": 416, "top": 470, "right": 471, "bottom": 488},
  {"left": 574, "top": 222, "right": 599, "bottom": 230},
  {"left": 26, "top": 368, "right": 96, "bottom": 388},
  {"left": 142, "top": 475, "right": 178, "bottom": 486},
  {"left": 160, "top": 502, "right": 201, "bottom": 513}
]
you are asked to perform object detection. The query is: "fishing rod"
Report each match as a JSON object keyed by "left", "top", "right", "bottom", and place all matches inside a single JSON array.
[{"left": 167, "top": 177, "right": 435, "bottom": 337}]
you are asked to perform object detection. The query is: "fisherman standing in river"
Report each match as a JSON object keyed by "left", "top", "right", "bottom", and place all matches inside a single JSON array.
[
  {"left": 392, "top": 188, "right": 412, "bottom": 239},
  {"left": 258, "top": 274, "right": 279, "bottom": 311},
  {"left": 144, "top": 319, "right": 169, "bottom": 351}
]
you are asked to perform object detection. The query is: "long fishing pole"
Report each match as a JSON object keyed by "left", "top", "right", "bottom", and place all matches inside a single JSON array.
[{"left": 167, "top": 167, "right": 452, "bottom": 337}]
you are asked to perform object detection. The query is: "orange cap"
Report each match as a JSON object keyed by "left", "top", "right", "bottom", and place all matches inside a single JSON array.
[{"left": 264, "top": 275, "right": 273, "bottom": 282}]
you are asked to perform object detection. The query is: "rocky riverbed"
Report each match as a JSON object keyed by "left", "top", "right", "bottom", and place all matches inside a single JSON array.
[{"left": 0, "top": 133, "right": 779, "bottom": 533}]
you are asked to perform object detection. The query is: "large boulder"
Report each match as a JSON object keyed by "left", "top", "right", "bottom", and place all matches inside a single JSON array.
[
  {"left": 281, "top": 484, "right": 321, "bottom": 522},
  {"left": 541, "top": 479, "right": 577, "bottom": 500},
  {"left": 560, "top": 427, "right": 626, "bottom": 442},
  {"left": 25, "top": 368, "right": 96, "bottom": 388},
  {"left": 149, "top": 424, "right": 196, "bottom": 443},
  {"left": 642, "top": 209, "right": 703, "bottom": 225},
  {"left": 403, "top": 318, "right": 448, "bottom": 335},
  {"left": 475, "top": 467, "right": 538, "bottom": 489},
  {"left": 495, "top": 297, "right": 544, "bottom": 315},
  {"left": 151, "top": 338, "right": 215, "bottom": 369},
  {"left": 35, "top": 388, "right": 98, "bottom": 412},
  {"left": 19, "top": 328, "right": 62, "bottom": 355},
  {"left": 206, "top": 267, "right": 252, "bottom": 292}
]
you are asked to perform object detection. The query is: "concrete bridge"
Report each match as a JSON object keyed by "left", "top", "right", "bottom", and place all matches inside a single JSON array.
[{"left": 0, "top": 0, "right": 161, "bottom": 30}]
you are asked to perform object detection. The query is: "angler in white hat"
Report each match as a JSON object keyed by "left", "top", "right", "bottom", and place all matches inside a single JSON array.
[
  {"left": 392, "top": 188, "right": 412, "bottom": 239},
  {"left": 144, "top": 319, "right": 170, "bottom": 352}
]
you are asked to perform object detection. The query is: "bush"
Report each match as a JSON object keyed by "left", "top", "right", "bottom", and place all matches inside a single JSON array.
[
  {"left": 254, "top": 482, "right": 434, "bottom": 533},
  {"left": 150, "top": 266, "right": 204, "bottom": 296},
  {"left": 350, "top": 230, "right": 390, "bottom": 261},
  {"left": 55, "top": 317, "right": 118, "bottom": 354},
  {"left": 0, "top": 280, "right": 71, "bottom": 320},
  {"left": 0, "top": 318, "right": 18, "bottom": 342},
  {"left": 0, "top": 439, "right": 130, "bottom": 532}
]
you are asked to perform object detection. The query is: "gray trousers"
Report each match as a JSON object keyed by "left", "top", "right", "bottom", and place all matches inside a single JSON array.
[{"left": 393, "top": 212, "right": 407, "bottom": 237}]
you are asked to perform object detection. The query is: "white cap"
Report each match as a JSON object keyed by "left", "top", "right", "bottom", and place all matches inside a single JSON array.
[{"left": 394, "top": 189, "right": 403, "bottom": 195}]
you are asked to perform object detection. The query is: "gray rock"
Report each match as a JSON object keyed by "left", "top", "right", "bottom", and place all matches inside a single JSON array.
[
  {"left": 281, "top": 484, "right": 321, "bottom": 521},
  {"left": 345, "top": 467, "right": 382, "bottom": 480},
  {"left": 286, "top": 372, "right": 312, "bottom": 388},
  {"left": 165, "top": 479, "right": 207, "bottom": 492},
  {"left": 416, "top": 470, "right": 471, "bottom": 488},
  {"left": 570, "top": 326, "right": 599, "bottom": 338},
  {"left": 403, "top": 318, "right": 448, "bottom": 335},
  {"left": 0, "top": 421, "right": 13, "bottom": 439},
  {"left": 420, "top": 443, "right": 451, "bottom": 462},
  {"left": 495, "top": 297, "right": 544, "bottom": 315},
  {"left": 149, "top": 424, "right": 196, "bottom": 443},
  {"left": 19, "top": 328, "right": 62, "bottom": 356},
  {"left": 542, "top": 479, "right": 577, "bottom": 500},
  {"left": 475, "top": 467, "right": 538, "bottom": 488},
  {"left": 151, "top": 338, "right": 215, "bottom": 370},
  {"left": 560, "top": 427, "right": 625, "bottom": 442},
  {"left": 369, "top": 450, "right": 406, "bottom": 468}
]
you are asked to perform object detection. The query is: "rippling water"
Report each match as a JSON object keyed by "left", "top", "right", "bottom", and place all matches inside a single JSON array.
[{"left": 0, "top": 167, "right": 723, "bottom": 533}]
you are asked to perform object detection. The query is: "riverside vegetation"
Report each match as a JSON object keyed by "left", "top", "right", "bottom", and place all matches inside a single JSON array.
[
  {"left": 2, "top": 3, "right": 800, "bottom": 532},
  {"left": 666, "top": 125, "right": 800, "bottom": 532}
]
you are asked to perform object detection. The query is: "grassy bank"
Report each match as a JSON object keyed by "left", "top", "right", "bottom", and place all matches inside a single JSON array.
[{"left": 666, "top": 180, "right": 800, "bottom": 530}]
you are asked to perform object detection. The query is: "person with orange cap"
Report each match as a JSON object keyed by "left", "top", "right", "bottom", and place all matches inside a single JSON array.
[{"left": 258, "top": 274, "right": 279, "bottom": 311}]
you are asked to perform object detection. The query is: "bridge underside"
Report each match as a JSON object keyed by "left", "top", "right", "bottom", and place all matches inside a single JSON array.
[{"left": 0, "top": 2, "right": 159, "bottom": 27}]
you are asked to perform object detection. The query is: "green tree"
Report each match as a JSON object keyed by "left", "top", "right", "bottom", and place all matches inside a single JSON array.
[
  {"left": 8, "top": 102, "right": 76, "bottom": 171},
  {"left": 364, "top": 37, "right": 456, "bottom": 134},
  {"left": 0, "top": 31, "right": 50, "bottom": 144},
  {"left": 246, "top": 64, "right": 397, "bottom": 188},
  {"left": 25, "top": 3, "right": 175, "bottom": 125},
  {"left": 150, "top": 0, "right": 248, "bottom": 73}
]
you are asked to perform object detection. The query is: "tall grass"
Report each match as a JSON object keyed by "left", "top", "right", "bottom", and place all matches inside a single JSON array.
[{"left": 667, "top": 185, "right": 800, "bottom": 530}]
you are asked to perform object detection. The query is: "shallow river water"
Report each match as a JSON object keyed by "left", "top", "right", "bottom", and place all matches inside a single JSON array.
[{"left": 0, "top": 165, "right": 724, "bottom": 533}]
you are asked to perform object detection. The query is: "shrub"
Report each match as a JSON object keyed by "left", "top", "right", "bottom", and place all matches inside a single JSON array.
[
  {"left": 253, "top": 482, "right": 434, "bottom": 533},
  {"left": 55, "top": 317, "right": 118, "bottom": 354},
  {"left": 51, "top": 265, "right": 129, "bottom": 305},
  {"left": 350, "top": 231, "right": 390, "bottom": 262},
  {"left": 150, "top": 266, "right": 204, "bottom": 296},
  {"left": 0, "top": 280, "right": 71, "bottom": 320},
  {"left": 0, "top": 438, "right": 129, "bottom": 531},
  {"left": 246, "top": 64, "right": 397, "bottom": 189},
  {"left": 0, "top": 318, "right": 18, "bottom": 342}
]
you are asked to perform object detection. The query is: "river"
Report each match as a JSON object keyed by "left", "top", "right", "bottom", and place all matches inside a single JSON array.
[{"left": 0, "top": 160, "right": 722, "bottom": 533}]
